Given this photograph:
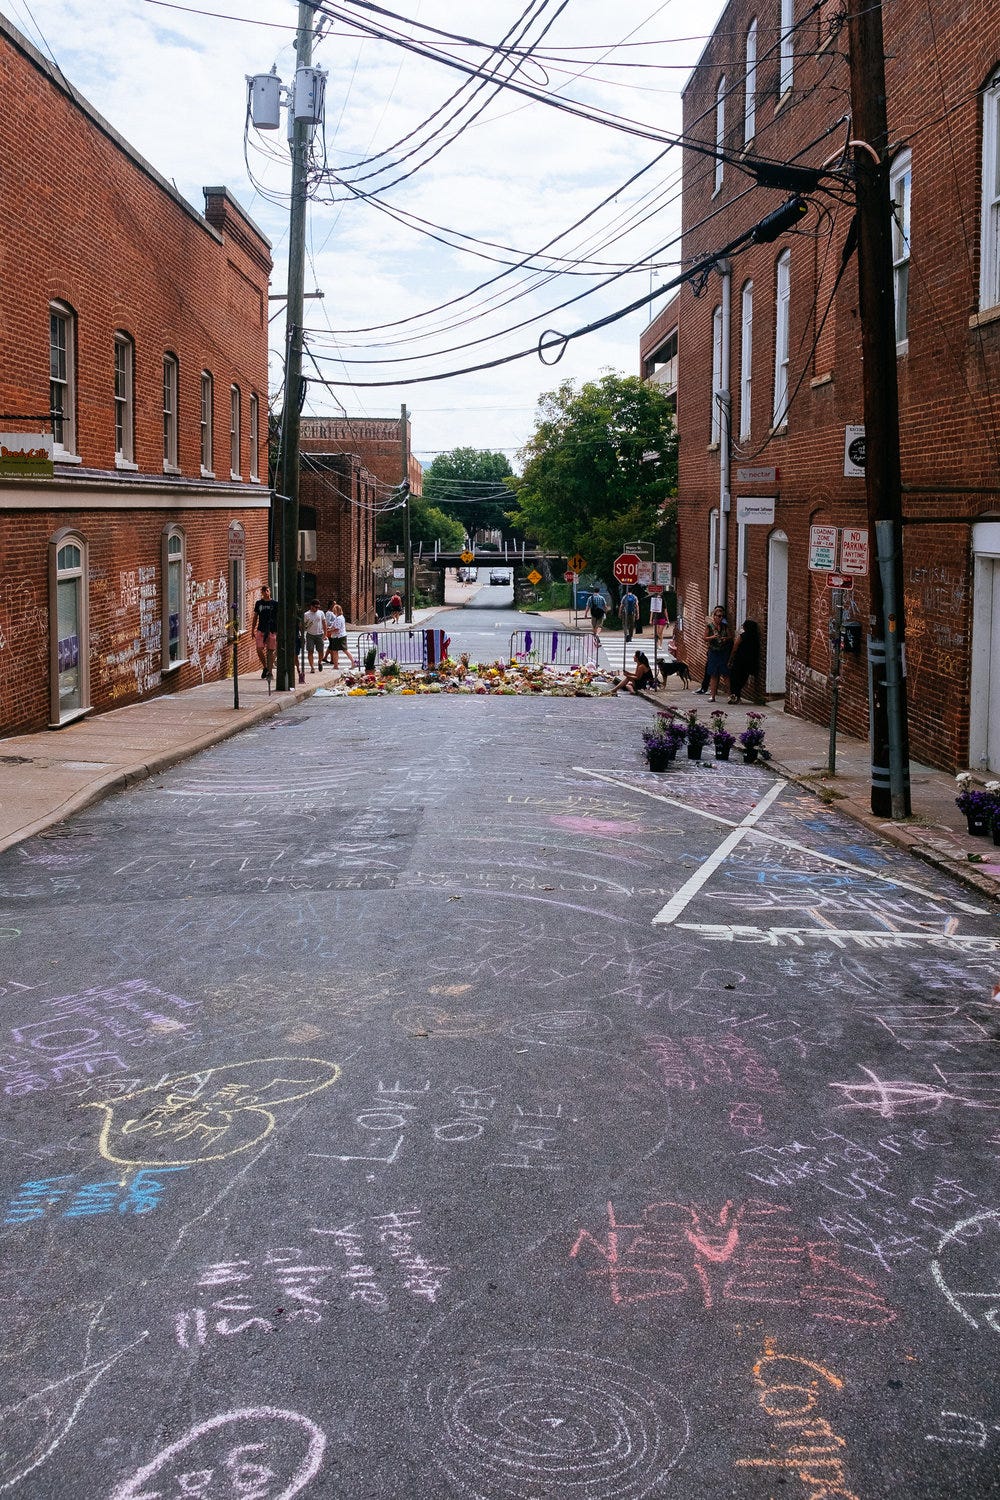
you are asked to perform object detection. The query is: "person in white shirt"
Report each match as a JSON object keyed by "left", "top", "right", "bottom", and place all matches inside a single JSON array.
[
  {"left": 325, "top": 602, "right": 355, "bottom": 670},
  {"left": 303, "top": 600, "right": 326, "bottom": 672}
]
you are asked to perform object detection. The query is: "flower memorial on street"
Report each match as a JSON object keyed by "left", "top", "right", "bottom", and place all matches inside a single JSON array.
[{"left": 322, "top": 657, "right": 618, "bottom": 697}]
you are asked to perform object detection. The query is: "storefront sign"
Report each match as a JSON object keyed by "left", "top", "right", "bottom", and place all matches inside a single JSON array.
[
  {"left": 0, "top": 432, "right": 53, "bottom": 478},
  {"left": 844, "top": 425, "right": 866, "bottom": 477},
  {"left": 735, "top": 466, "right": 777, "bottom": 484},
  {"left": 736, "top": 496, "right": 776, "bottom": 525}
]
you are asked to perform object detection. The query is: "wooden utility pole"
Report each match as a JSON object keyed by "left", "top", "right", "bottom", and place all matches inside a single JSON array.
[
  {"left": 846, "top": 0, "right": 911, "bottom": 816},
  {"left": 401, "top": 402, "right": 412, "bottom": 623}
]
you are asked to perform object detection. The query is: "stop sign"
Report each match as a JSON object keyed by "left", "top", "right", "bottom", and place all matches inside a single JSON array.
[{"left": 613, "top": 552, "right": 640, "bottom": 584}]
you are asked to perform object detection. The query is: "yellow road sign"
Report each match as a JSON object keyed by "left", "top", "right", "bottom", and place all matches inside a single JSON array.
[
  {"left": 527, "top": 569, "right": 542, "bottom": 585},
  {"left": 460, "top": 550, "right": 475, "bottom": 563},
  {"left": 567, "top": 553, "right": 586, "bottom": 573}
]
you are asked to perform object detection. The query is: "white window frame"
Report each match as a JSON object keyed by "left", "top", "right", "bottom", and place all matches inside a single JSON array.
[
  {"left": 890, "top": 149, "right": 912, "bottom": 351},
  {"left": 779, "top": 0, "right": 794, "bottom": 99},
  {"left": 163, "top": 354, "right": 179, "bottom": 472},
  {"left": 714, "top": 76, "right": 726, "bottom": 194},
  {"left": 711, "top": 304, "right": 723, "bottom": 445},
  {"left": 230, "top": 384, "right": 241, "bottom": 479},
  {"left": 740, "top": 281, "right": 753, "bottom": 440},
  {"left": 249, "top": 393, "right": 260, "bottom": 481},
  {"left": 49, "top": 527, "right": 90, "bottom": 725},
  {"left": 980, "top": 69, "right": 1000, "bottom": 311},
  {"left": 200, "top": 371, "right": 214, "bottom": 476},
  {"left": 49, "top": 302, "right": 77, "bottom": 459},
  {"left": 708, "top": 508, "right": 720, "bottom": 615},
  {"left": 162, "top": 524, "right": 187, "bottom": 671},
  {"left": 744, "top": 19, "right": 757, "bottom": 145},
  {"left": 114, "top": 332, "right": 136, "bottom": 468},
  {"left": 773, "top": 250, "right": 791, "bottom": 429}
]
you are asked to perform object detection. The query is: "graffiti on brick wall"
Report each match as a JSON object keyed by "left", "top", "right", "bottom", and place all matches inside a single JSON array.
[
  {"left": 0, "top": 578, "right": 48, "bottom": 686},
  {"left": 904, "top": 562, "right": 967, "bottom": 694},
  {"left": 188, "top": 568, "right": 228, "bottom": 678},
  {"left": 105, "top": 567, "right": 160, "bottom": 700}
]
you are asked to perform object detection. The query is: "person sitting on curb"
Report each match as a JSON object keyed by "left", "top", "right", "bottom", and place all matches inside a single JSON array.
[{"left": 614, "top": 650, "right": 655, "bottom": 695}]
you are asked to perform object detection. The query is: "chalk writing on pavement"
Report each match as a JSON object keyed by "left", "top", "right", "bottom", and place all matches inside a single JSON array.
[
  {"left": 736, "top": 1338, "right": 858, "bottom": 1500},
  {"left": 108, "top": 1407, "right": 326, "bottom": 1500},
  {"left": 4, "top": 1167, "right": 188, "bottom": 1224}
]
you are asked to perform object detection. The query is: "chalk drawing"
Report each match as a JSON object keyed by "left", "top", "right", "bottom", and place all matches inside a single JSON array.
[
  {"left": 926, "top": 1409, "right": 1000, "bottom": 1448},
  {"left": 424, "top": 1347, "right": 689, "bottom": 1499},
  {"left": 175, "top": 1248, "right": 339, "bottom": 1345},
  {"left": 931, "top": 1210, "right": 1000, "bottom": 1333},
  {"left": 311, "top": 1208, "right": 450, "bottom": 1309},
  {"left": 0, "top": 1334, "right": 146, "bottom": 1493},
  {"left": 736, "top": 1337, "right": 858, "bottom": 1500},
  {"left": 108, "top": 1407, "right": 326, "bottom": 1500},
  {"left": 672, "top": 925, "right": 1000, "bottom": 951},
  {"left": 4, "top": 1167, "right": 188, "bottom": 1224},
  {"left": 86, "top": 1057, "right": 341, "bottom": 1167}
]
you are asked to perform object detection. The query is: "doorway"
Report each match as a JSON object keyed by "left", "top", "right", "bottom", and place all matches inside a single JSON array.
[
  {"left": 766, "top": 529, "right": 788, "bottom": 695},
  {"left": 970, "top": 522, "right": 1000, "bottom": 772}
]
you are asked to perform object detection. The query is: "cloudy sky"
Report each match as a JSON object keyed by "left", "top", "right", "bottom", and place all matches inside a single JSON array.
[{"left": 12, "top": 0, "right": 728, "bottom": 470}]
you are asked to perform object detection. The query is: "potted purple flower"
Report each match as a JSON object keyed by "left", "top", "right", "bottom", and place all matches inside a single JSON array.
[
  {"left": 643, "top": 715, "right": 686, "bottom": 771},
  {"left": 685, "top": 712, "right": 712, "bottom": 761},
  {"left": 710, "top": 709, "right": 736, "bottom": 761},
  {"left": 739, "top": 711, "right": 768, "bottom": 764},
  {"left": 955, "top": 773, "right": 1000, "bottom": 837}
]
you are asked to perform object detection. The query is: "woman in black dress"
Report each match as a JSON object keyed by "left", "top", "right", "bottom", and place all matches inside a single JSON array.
[
  {"left": 704, "top": 607, "right": 733, "bottom": 702},
  {"left": 728, "top": 619, "right": 761, "bottom": 703}
]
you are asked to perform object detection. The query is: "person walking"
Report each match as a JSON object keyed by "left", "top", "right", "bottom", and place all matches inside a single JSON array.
[
  {"left": 728, "top": 619, "right": 761, "bottom": 703},
  {"left": 326, "top": 602, "right": 355, "bottom": 670},
  {"left": 388, "top": 591, "right": 403, "bottom": 625},
  {"left": 250, "top": 585, "right": 278, "bottom": 681},
  {"left": 704, "top": 606, "right": 733, "bottom": 702},
  {"left": 588, "top": 588, "right": 608, "bottom": 639},
  {"left": 618, "top": 587, "right": 639, "bottom": 642},
  {"left": 303, "top": 599, "right": 326, "bottom": 672}
]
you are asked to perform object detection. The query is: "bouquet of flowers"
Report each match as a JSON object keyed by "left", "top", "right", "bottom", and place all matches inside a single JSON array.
[
  {"left": 739, "top": 712, "right": 767, "bottom": 751},
  {"left": 685, "top": 712, "right": 712, "bottom": 749},
  {"left": 955, "top": 773, "right": 1000, "bottom": 822}
]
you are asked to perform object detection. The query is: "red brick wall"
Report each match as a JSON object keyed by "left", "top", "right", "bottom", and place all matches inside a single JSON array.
[
  {"left": 0, "top": 19, "right": 272, "bottom": 735},
  {"left": 672, "top": 0, "right": 1000, "bottom": 770},
  {"left": 300, "top": 454, "right": 378, "bottom": 623}
]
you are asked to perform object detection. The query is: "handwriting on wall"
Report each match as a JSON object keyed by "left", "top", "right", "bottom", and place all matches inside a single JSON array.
[
  {"left": 109, "top": 1407, "right": 327, "bottom": 1500},
  {"left": 736, "top": 1338, "right": 858, "bottom": 1500},
  {"left": 4, "top": 1167, "right": 188, "bottom": 1224},
  {"left": 569, "top": 1198, "right": 896, "bottom": 1325},
  {"left": 87, "top": 1056, "right": 341, "bottom": 1166}
]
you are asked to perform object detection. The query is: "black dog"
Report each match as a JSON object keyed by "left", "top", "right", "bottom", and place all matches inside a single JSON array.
[{"left": 655, "top": 656, "right": 691, "bottom": 688}]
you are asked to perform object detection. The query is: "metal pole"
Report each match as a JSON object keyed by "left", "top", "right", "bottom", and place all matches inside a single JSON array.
[
  {"left": 828, "top": 588, "right": 844, "bottom": 774},
  {"left": 276, "top": 1, "right": 314, "bottom": 692},
  {"left": 876, "top": 519, "right": 908, "bottom": 818},
  {"left": 231, "top": 605, "right": 240, "bottom": 710},
  {"left": 401, "top": 402, "right": 412, "bottom": 624}
]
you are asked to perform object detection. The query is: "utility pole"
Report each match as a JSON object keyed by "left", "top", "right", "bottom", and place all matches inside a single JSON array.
[
  {"left": 847, "top": 1, "right": 911, "bottom": 817},
  {"left": 276, "top": 2, "right": 315, "bottom": 692},
  {"left": 401, "top": 402, "right": 412, "bottom": 624}
]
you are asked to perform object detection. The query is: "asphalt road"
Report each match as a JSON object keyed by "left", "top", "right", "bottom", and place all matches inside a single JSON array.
[{"left": 2, "top": 685, "right": 999, "bottom": 1499}]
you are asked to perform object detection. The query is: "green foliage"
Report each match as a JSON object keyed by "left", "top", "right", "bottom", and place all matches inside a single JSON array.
[
  {"left": 376, "top": 498, "right": 465, "bottom": 552},
  {"left": 507, "top": 373, "right": 677, "bottom": 594},
  {"left": 422, "top": 447, "right": 516, "bottom": 544}
]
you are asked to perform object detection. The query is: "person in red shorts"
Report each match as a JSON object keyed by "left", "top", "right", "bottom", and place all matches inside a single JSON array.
[{"left": 251, "top": 585, "right": 278, "bottom": 680}]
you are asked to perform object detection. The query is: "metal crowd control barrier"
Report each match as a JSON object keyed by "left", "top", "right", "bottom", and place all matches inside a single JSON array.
[
  {"left": 355, "top": 628, "right": 451, "bottom": 669},
  {"left": 508, "top": 628, "right": 596, "bottom": 667}
]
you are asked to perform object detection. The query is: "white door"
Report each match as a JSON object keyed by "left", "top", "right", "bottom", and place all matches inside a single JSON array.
[
  {"left": 970, "top": 523, "right": 1000, "bottom": 771},
  {"left": 766, "top": 530, "right": 788, "bottom": 694}
]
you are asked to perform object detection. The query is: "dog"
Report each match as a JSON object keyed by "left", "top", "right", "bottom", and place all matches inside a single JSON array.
[{"left": 655, "top": 655, "right": 691, "bottom": 688}]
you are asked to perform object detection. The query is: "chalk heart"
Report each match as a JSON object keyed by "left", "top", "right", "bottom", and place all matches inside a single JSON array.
[
  {"left": 108, "top": 1407, "right": 326, "bottom": 1500},
  {"left": 86, "top": 1057, "right": 341, "bottom": 1167}
]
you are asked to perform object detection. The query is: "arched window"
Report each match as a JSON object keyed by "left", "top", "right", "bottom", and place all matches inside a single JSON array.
[
  {"left": 163, "top": 353, "right": 179, "bottom": 471},
  {"left": 714, "top": 76, "right": 726, "bottom": 194},
  {"left": 49, "top": 528, "right": 89, "bottom": 723},
  {"left": 980, "top": 68, "right": 1000, "bottom": 310},
  {"left": 114, "top": 332, "right": 135, "bottom": 466},
  {"left": 744, "top": 19, "right": 757, "bottom": 144},
  {"left": 200, "top": 371, "right": 214, "bottom": 474},
  {"left": 773, "top": 250, "right": 791, "bottom": 429},
  {"left": 162, "top": 524, "right": 187, "bottom": 668},
  {"left": 740, "top": 281, "right": 754, "bottom": 440},
  {"left": 711, "top": 304, "right": 724, "bottom": 444}
]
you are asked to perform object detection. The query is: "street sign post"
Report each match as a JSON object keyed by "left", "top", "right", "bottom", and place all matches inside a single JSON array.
[
  {"left": 563, "top": 571, "right": 575, "bottom": 584},
  {"left": 460, "top": 550, "right": 475, "bottom": 564},
  {"left": 809, "top": 526, "right": 838, "bottom": 570},
  {"left": 826, "top": 573, "right": 855, "bottom": 590},
  {"left": 839, "top": 527, "right": 869, "bottom": 575},
  {"left": 527, "top": 569, "right": 542, "bottom": 586},
  {"left": 568, "top": 553, "right": 586, "bottom": 574},
  {"left": 613, "top": 552, "right": 641, "bottom": 584}
]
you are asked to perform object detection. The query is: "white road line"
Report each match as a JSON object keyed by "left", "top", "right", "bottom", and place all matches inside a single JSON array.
[
  {"left": 572, "top": 767, "right": 987, "bottom": 914},
  {"left": 652, "top": 780, "right": 787, "bottom": 925}
]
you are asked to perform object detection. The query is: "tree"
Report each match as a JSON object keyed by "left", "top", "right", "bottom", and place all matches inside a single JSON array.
[
  {"left": 507, "top": 373, "right": 677, "bottom": 595},
  {"left": 422, "top": 447, "right": 515, "bottom": 546},
  {"left": 376, "top": 495, "right": 465, "bottom": 553}
]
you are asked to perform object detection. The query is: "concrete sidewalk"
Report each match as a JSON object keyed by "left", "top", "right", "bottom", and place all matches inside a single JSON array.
[{"left": 1, "top": 602, "right": 998, "bottom": 904}]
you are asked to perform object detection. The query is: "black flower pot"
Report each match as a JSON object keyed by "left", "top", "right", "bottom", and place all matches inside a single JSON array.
[
  {"left": 714, "top": 744, "right": 731, "bottom": 761},
  {"left": 646, "top": 749, "right": 671, "bottom": 772},
  {"left": 967, "top": 812, "right": 990, "bottom": 836},
  {"left": 687, "top": 743, "right": 705, "bottom": 760},
  {"left": 992, "top": 816, "right": 1000, "bottom": 847},
  {"left": 743, "top": 746, "right": 759, "bottom": 764}
]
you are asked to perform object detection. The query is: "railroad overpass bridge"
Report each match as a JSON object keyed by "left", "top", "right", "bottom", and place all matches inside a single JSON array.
[{"left": 392, "top": 544, "right": 568, "bottom": 606}]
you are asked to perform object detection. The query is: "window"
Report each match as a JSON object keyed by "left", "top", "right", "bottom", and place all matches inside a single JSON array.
[
  {"left": 49, "top": 529, "right": 89, "bottom": 724},
  {"left": 890, "top": 150, "right": 912, "bottom": 348},
  {"left": 980, "top": 69, "right": 1000, "bottom": 310},
  {"left": 708, "top": 508, "right": 720, "bottom": 614},
  {"left": 163, "top": 354, "right": 179, "bottom": 471},
  {"left": 200, "top": 371, "right": 214, "bottom": 475},
  {"left": 779, "top": 0, "right": 794, "bottom": 98},
  {"left": 711, "top": 305, "right": 723, "bottom": 445},
  {"left": 744, "top": 19, "right": 757, "bottom": 144},
  {"left": 773, "top": 250, "right": 791, "bottom": 428},
  {"left": 740, "top": 281, "right": 753, "bottom": 440},
  {"left": 249, "top": 393, "right": 260, "bottom": 481},
  {"left": 114, "top": 333, "right": 135, "bottom": 466},
  {"left": 162, "top": 525, "right": 187, "bottom": 668},
  {"left": 714, "top": 77, "right": 726, "bottom": 193},
  {"left": 49, "top": 303, "right": 76, "bottom": 456},
  {"left": 230, "top": 385, "right": 241, "bottom": 477}
]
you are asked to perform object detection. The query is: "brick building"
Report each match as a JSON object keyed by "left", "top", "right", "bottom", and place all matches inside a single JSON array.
[
  {"left": 0, "top": 15, "right": 271, "bottom": 737},
  {"left": 649, "top": 0, "right": 1000, "bottom": 772},
  {"left": 299, "top": 416, "right": 423, "bottom": 622}
]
